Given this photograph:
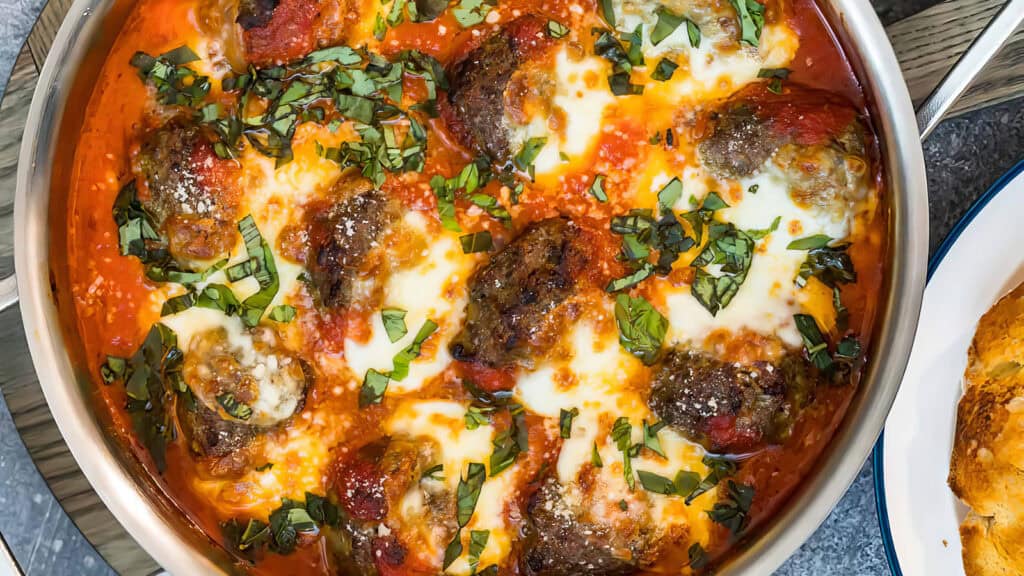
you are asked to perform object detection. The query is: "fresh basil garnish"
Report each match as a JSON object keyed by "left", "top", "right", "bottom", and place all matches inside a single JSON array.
[
  {"left": 651, "top": 58, "right": 679, "bottom": 81},
  {"left": 217, "top": 393, "right": 253, "bottom": 420},
  {"left": 358, "top": 368, "right": 391, "bottom": 408},
  {"left": 460, "top": 231, "right": 494, "bottom": 254},
  {"left": 381, "top": 308, "right": 408, "bottom": 343},
  {"left": 707, "top": 480, "right": 755, "bottom": 534},
  {"left": 559, "top": 407, "right": 579, "bottom": 439},
  {"left": 651, "top": 7, "right": 685, "bottom": 46},
  {"left": 614, "top": 294, "right": 668, "bottom": 365},
  {"left": 589, "top": 174, "right": 609, "bottom": 202},
  {"left": 642, "top": 419, "right": 667, "bottom": 457},
  {"left": 391, "top": 319, "right": 439, "bottom": 381},
  {"left": 730, "top": 0, "right": 765, "bottom": 46}
]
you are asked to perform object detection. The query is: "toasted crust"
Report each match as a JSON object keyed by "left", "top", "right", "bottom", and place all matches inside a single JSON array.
[{"left": 951, "top": 283, "right": 1024, "bottom": 575}]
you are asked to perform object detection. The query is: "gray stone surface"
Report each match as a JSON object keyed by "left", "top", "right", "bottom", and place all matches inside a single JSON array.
[{"left": 0, "top": 0, "right": 1020, "bottom": 574}]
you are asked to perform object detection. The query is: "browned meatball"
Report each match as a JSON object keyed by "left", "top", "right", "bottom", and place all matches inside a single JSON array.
[
  {"left": 648, "top": 349, "right": 819, "bottom": 453},
  {"left": 306, "top": 182, "right": 399, "bottom": 309},
  {"left": 442, "top": 15, "right": 554, "bottom": 161},
  {"left": 450, "top": 217, "right": 586, "bottom": 367},
  {"left": 134, "top": 122, "right": 242, "bottom": 262},
  {"left": 329, "top": 437, "right": 454, "bottom": 574},
  {"left": 176, "top": 326, "right": 310, "bottom": 475},
  {"left": 523, "top": 478, "right": 646, "bottom": 576},
  {"left": 697, "top": 84, "right": 869, "bottom": 204}
]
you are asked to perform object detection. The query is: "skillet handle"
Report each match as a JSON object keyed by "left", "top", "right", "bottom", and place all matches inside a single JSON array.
[
  {"left": 0, "top": 274, "right": 16, "bottom": 314},
  {"left": 915, "top": 0, "right": 1024, "bottom": 141}
]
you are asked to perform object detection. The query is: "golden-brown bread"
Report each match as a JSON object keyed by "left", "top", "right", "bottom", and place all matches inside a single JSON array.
[{"left": 951, "top": 283, "right": 1024, "bottom": 575}]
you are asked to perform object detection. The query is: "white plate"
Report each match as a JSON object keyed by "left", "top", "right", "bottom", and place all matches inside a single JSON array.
[{"left": 876, "top": 160, "right": 1024, "bottom": 575}]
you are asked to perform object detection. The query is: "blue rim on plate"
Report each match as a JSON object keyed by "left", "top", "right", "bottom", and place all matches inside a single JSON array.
[{"left": 873, "top": 158, "right": 1024, "bottom": 576}]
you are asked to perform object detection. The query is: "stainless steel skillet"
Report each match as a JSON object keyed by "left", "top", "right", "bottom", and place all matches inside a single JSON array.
[{"left": 2, "top": 0, "right": 1022, "bottom": 573}]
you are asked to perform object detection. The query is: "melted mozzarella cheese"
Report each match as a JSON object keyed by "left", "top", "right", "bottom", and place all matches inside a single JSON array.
[
  {"left": 508, "top": 46, "right": 616, "bottom": 179},
  {"left": 661, "top": 165, "right": 857, "bottom": 348},
  {"left": 611, "top": 0, "right": 798, "bottom": 101},
  {"left": 344, "top": 211, "right": 475, "bottom": 394},
  {"left": 385, "top": 400, "right": 519, "bottom": 574},
  {"left": 515, "top": 318, "right": 715, "bottom": 546}
]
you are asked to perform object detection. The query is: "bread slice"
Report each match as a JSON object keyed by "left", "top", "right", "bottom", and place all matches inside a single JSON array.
[{"left": 951, "top": 283, "right": 1024, "bottom": 575}]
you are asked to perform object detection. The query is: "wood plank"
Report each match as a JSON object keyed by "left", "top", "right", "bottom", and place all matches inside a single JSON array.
[
  {"left": 26, "top": 0, "right": 73, "bottom": 68},
  {"left": 887, "top": 0, "right": 1024, "bottom": 117},
  {"left": 0, "top": 1, "right": 1020, "bottom": 575}
]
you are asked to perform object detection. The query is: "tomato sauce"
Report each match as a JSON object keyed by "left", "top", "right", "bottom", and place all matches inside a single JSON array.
[{"left": 63, "top": 0, "right": 887, "bottom": 573}]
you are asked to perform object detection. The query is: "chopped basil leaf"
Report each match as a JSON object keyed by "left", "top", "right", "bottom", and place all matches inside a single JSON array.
[
  {"left": 559, "top": 407, "right": 579, "bottom": 439},
  {"left": 651, "top": 7, "right": 685, "bottom": 46},
  {"left": 637, "top": 470, "right": 677, "bottom": 495},
  {"left": 642, "top": 420, "right": 667, "bottom": 457},
  {"left": 599, "top": 0, "right": 616, "bottom": 27},
  {"left": 614, "top": 294, "right": 668, "bottom": 365},
  {"left": 833, "top": 287, "right": 850, "bottom": 332},
  {"left": 701, "top": 191, "right": 729, "bottom": 211},
  {"left": 609, "top": 71, "right": 644, "bottom": 96},
  {"left": 746, "top": 215, "right": 781, "bottom": 240},
  {"left": 422, "top": 463, "right": 444, "bottom": 481},
  {"left": 391, "top": 319, "right": 439, "bottom": 380},
  {"left": 611, "top": 417, "right": 636, "bottom": 490},
  {"left": 787, "top": 234, "right": 833, "bottom": 251},
  {"left": 591, "top": 442, "right": 604, "bottom": 467},
  {"left": 797, "top": 243, "right": 856, "bottom": 288},
  {"left": 465, "top": 405, "right": 492, "bottom": 430},
  {"left": 674, "top": 470, "right": 702, "bottom": 496},
  {"left": 460, "top": 231, "right": 494, "bottom": 254},
  {"left": 305, "top": 492, "right": 340, "bottom": 528},
  {"left": 161, "top": 292, "right": 195, "bottom": 316},
  {"left": 514, "top": 137, "right": 547, "bottom": 180},
  {"left": 456, "top": 462, "right": 487, "bottom": 526},
  {"left": 236, "top": 216, "right": 280, "bottom": 326},
  {"left": 381, "top": 308, "right": 409, "bottom": 343},
  {"left": 359, "top": 369, "right": 391, "bottom": 408},
  {"left": 606, "top": 262, "right": 655, "bottom": 293},
  {"left": 217, "top": 393, "right": 253, "bottom": 420},
  {"left": 255, "top": 462, "right": 274, "bottom": 472},
  {"left": 430, "top": 174, "right": 462, "bottom": 232},
  {"left": 651, "top": 58, "right": 679, "bottom": 81},
  {"left": 305, "top": 46, "right": 362, "bottom": 66},
  {"left": 468, "top": 530, "right": 490, "bottom": 574},
  {"left": 100, "top": 355, "right": 127, "bottom": 384},
  {"left": 794, "top": 314, "right": 832, "bottom": 371},
  {"left": 686, "top": 454, "right": 738, "bottom": 504},
  {"left": 268, "top": 304, "right": 296, "bottom": 323},
  {"left": 748, "top": 184, "right": 760, "bottom": 194},
  {"left": 730, "top": 0, "right": 765, "bottom": 46},
  {"left": 490, "top": 404, "right": 528, "bottom": 476},
  {"left": 413, "top": 0, "right": 448, "bottom": 21},
  {"left": 589, "top": 174, "right": 609, "bottom": 202},
  {"left": 618, "top": 499, "right": 628, "bottom": 511},
  {"left": 108, "top": 323, "right": 183, "bottom": 472},
  {"left": 113, "top": 182, "right": 165, "bottom": 264},
  {"left": 269, "top": 503, "right": 317, "bottom": 555},
  {"left": 657, "top": 177, "right": 683, "bottom": 215},
  {"left": 452, "top": 0, "right": 494, "bottom": 27},
  {"left": 443, "top": 530, "right": 463, "bottom": 570},
  {"left": 688, "top": 543, "right": 710, "bottom": 569},
  {"left": 196, "top": 284, "right": 243, "bottom": 316},
  {"left": 758, "top": 67, "right": 791, "bottom": 94},
  {"left": 547, "top": 19, "right": 570, "bottom": 38},
  {"left": 686, "top": 19, "right": 702, "bottom": 47},
  {"left": 836, "top": 336, "right": 862, "bottom": 360},
  {"left": 707, "top": 480, "right": 755, "bottom": 534},
  {"left": 130, "top": 46, "right": 210, "bottom": 107},
  {"left": 690, "top": 223, "right": 755, "bottom": 315},
  {"left": 468, "top": 194, "right": 511, "bottom": 225}
]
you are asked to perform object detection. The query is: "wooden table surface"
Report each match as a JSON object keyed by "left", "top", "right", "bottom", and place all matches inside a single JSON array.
[{"left": 0, "top": 0, "right": 1021, "bottom": 574}]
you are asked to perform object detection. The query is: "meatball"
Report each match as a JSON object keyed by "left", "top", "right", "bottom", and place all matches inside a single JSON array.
[
  {"left": 329, "top": 437, "right": 455, "bottom": 574},
  {"left": 133, "top": 122, "right": 242, "bottom": 262},
  {"left": 443, "top": 16, "right": 554, "bottom": 161},
  {"left": 450, "top": 217, "right": 586, "bottom": 367},
  {"left": 648, "top": 348, "right": 822, "bottom": 453},
  {"left": 522, "top": 478, "right": 645, "bottom": 576},
  {"left": 697, "top": 84, "right": 869, "bottom": 209},
  {"left": 306, "top": 182, "right": 399, "bottom": 309},
  {"left": 239, "top": 0, "right": 349, "bottom": 65},
  {"left": 177, "top": 325, "right": 309, "bottom": 473}
]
